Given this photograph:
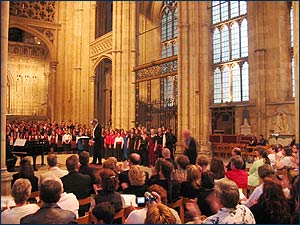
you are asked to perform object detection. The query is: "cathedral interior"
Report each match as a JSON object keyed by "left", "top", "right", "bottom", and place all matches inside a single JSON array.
[{"left": 1, "top": 1, "right": 299, "bottom": 195}]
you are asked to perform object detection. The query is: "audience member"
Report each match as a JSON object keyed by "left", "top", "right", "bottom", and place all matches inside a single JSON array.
[
  {"left": 210, "top": 157, "right": 225, "bottom": 180},
  {"left": 147, "top": 158, "right": 165, "bottom": 185},
  {"left": 248, "top": 147, "right": 270, "bottom": 187},
  {"left": 180, "top": 165, "right": 201, "bottom": 199},
  {"left": 225, "top": 155, "right": 248, "bottom": 188},
  {"left": 125, "top": 184, "right": 181, "bottom": 224},
  {"left": 11, "top": 157, "right": 39, "bottom": 203},
  {"left": 94, "top": 168, "right": 122, "bottom": 212},
  {"left": 226, "top": 147, "right": 246, "bottom": 171},
  {"left": 196, "top": 155, "right": 209, "bottom": 173},
  {"left": 149, "top": 159, "right": 181, "bottom": 203},
  {"left": 197, "top": 171, "right": 217, "bottom": 217},
  {"left": 39, "top": 153, "right": 68, "bottom": 185},
  {"left": 276, "top": 146, "right": 296, "bottom": 170},
  {"left": 144, "top": 203, "right": 176, "bottom": 224},
  {"left": 79, "top": 151, "right": 98, "bottom": 188},
  {"left": 43, "top": 175, "right": 79, "bottom": 218},
  {"left": 91, "top": 202, "right": 115, "bottom": 224},
  {"left": 243, "top": 164, "right": 276, "bottom": 208},
  {"left": 257, "top": 134, "right": 267, "bottom": 146},
  {"left": 61, "top": 154, "right": 92, "bottom": 199},
  {"left": 289, "top": 175, "right": 299, "bottom": 224},
  {"left": 1, "top": 178, "right": 40, "bottom": 224},
  {"left": 162, "top": 148, "right": 177, "bottom": 169},
  {"left": 123, "top": 165, "right": 149, "bottom": 197},
  {"left": 186, "top": 178, "right": 255, "bottom": 224},
  {"left": 20, "top": 180, "right": 77, "bottom": 224},
  {"left": 174, "top": 154, "right": 190, "bottom": 183},
  {"left": 250, "top": 177, "right": 291, "bottom": 224}
]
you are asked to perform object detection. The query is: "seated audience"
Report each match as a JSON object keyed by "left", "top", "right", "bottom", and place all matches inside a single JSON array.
[
  {"left": 144, "top": 203, "right": 176, "bottom": 224},
  {"left": 123, "top": 165, "right": 149, "bottom": 197},
  {"left": 43, "top": 175, "right": 79, "bottom": 218},
  {"left": 1, "top": 178, "right": 40, "bottom": 224},
  {"left": 250, "top": 177, "right": 291, "bottom": 224},
  {"left": 267, "top": 145, "right": 277, "bottom": 168},
  {"left": 257, "top": 134, "right": 267, "bottom": 146},
  {"left": 243, "top": 164, "right": 276, "bottom": 208},
  {"left": 186, "top": 178, "right": 255, "bottom": 224},
  {"left": 248, "top": 147, "right": 270, "bottom": 187},
  {"left": 20, "top": 180, "right": 77, "bottom": 224},
  {"left": 90, "top": 202, "right": 115, "bottom": 224},
  {"left": 210, "top": 157, "right": 225, "bottom": 180},
  {"left": 39, "top": 153, "right": 68, "bottom": 184},
  {"left": 149, "top": 159, "right": 181, "bottom": 203},
  {"left": 94, "top": 168, "right": 122, "bottom": 212},
  {"left": 225, "top": 155, "right": 248, "bottom": 188},
  {"left": 180, "top": 164, "right": 201, "bottom": 199},
  {"left": 196, "top": 155, "right": 209, "bottom": 173},
  {"left": 147, "top": 158, "right": 165, "bottom": 185},
  {"left": 174, "top": 154, "right": 190, "bottom": 183},
  {"left": 11, "top": 157, "right": 39, "bottom": 203},
  {"left": 125, "top": 184, "right": 181, "bottom": 224},
  {"left": 289, "top": 175, "right": 299, "bottom": 224},
  {"left": 226, "top": 147, "right": 246, "bottom": 171}
]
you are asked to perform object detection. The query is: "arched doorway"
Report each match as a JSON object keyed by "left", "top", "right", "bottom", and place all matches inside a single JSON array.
[{"left": 94, "top": 58, "right": 112, "bottom": 128}]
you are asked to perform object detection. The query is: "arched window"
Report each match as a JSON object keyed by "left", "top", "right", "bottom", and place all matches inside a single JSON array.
[
  {"left": 161, "top": 1, "right": 177, "bottom": 107},
  {"left": 211, "top": 1, "right": 248, "bottom": 104}
]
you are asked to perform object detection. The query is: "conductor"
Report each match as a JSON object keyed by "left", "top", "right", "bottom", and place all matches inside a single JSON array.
[{"left": 91, "top": 119, "right": 103, "bottom": 165}]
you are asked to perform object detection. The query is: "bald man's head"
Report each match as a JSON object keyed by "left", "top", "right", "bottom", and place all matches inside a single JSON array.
[{"left": 129, "top": 153, "right": 141, "bottom": 165}]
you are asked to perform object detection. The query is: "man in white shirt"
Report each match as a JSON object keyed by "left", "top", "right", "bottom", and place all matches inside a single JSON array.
[
  {"left": 40, "top": 154, "right": 68, "bottom": 185},
  {"left": 1, "top": 178, "right": 40, "bottom": 224}
]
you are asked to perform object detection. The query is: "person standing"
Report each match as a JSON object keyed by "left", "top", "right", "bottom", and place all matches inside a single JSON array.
[
  {"left": 182, "top": 129, "right": 197, "bottom": 165},
  {"left": 91, "top": 119, "right": 103, "bottom": 165}
]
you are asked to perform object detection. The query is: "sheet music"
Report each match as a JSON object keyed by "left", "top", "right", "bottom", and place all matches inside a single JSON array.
[
  {"left": 13, "top": 138, "right": 27, "bottom": 146},
  {"left": 121, "top": 194, "right": 137, "bottom": 207}
]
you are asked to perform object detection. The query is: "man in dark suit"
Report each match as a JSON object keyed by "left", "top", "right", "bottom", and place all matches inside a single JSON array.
[
  {"left": 91, "top": 119, "right": 103, "bottom": 165},
  {"left": 182, "top": 129, "right": 197, "bottom": 165},
  {"left": 61, "top": 154, "right": 92, "bottom": 199},
  {"left": 20, "top": 179, "right": 77, "bottom": 224},
  {"left": 61, "top": 154, "right": 92, "bottom": 217}
]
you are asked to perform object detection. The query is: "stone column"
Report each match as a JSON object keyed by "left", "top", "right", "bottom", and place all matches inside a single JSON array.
[
  {"left": 177, "top": 2, "right": 210, "bottom": 155},
  {"left": 111, "top": 1, "right": 137, "bottom": 129},
  {"left": 293, "top": 1, "right": 299, "bottom": 143},
  {"left": 89, "top": 74, "right": 95, "bottom": 121},
  {"left": 49, "top": 61, "right": 58, "bottom": 121},
  {"left": 1, "top": 1, "right": 12, "bottom": 195}
]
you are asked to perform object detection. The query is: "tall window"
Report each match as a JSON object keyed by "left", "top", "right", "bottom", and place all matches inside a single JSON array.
[
  {"left": 290, "top": 5, "right": 295, "bottom": 98},
  {"left": 212, "top": 1, "right": 249, "bottom": 103},
  {"left": 161, "top": 1, "right": 178, "bottom": 106}
]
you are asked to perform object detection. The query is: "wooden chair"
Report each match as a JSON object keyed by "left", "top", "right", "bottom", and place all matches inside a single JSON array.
[
  {"left": 167, "top": 198, "right": 184, "bottom": 223},
  {"left": 113, "top": 208, "right": 125, "bottom": 224},
  {"left": 78, "top": 196, "right": 92, "bottom": 206},
  {"left": 29, "top": 191, "right": 40, "bottom": 199},
  {"left": 77, "top": 212, "right": 90, "bottom": 224}
]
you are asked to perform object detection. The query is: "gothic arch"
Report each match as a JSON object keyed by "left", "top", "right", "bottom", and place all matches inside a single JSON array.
[
  {"left": 9, "top": 23, "right": 56, "bottom": 62},
  {"left": 92, "top": 54, "right": 112, "bottom": 75}
]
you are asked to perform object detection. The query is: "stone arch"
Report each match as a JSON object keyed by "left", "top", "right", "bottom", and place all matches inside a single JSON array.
[
  {"left": 92, "top": 54, "right": 112, "bottom": 75},
  {"left": 9, "top": 23, "right": 56, "bottom": 62}
]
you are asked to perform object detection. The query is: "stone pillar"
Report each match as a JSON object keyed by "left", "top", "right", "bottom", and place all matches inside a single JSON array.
[
  {"left": 89, "top": 74, "right": 96, "bottom": 121},
  {"left": 293, "top": 1, "right": 299, "bottom": 143},
  {"left": 49, "top": 61, "right": 58, "bottom": 121},
  {"left": 177, "top": 2, "right": 210, "bottom": 155},
  {"left": 248, "top": 2, "right": 267, "bottom": 136},
  {"left": 111, "top": 1, "right": 137, "bottom": 129},
  {"left": 1, "top": 1, "right": 12, "bottom": 195}
]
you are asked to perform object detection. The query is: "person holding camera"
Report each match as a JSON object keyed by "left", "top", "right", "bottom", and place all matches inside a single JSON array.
[{"left": 125, "top": 184, "right": 181, "bottom": 224}]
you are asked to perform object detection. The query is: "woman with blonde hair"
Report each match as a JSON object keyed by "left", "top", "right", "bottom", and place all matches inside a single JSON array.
[
  {"left": 144, "top": 203, "right": 176, "bottom": 224},
  {"left": 180, "top": 164, "right": 201, "bottom": 199},
  {"left": 124, "top": 165, "right": 149, "bottom": 197}
]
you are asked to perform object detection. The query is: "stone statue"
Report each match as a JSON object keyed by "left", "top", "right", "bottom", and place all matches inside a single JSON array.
[
  {"left": 274, "top": 112, "right": 289, "bottom": 134},
  {"left": 240, "top": 118, "right": 251, "bottom": 135}
]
